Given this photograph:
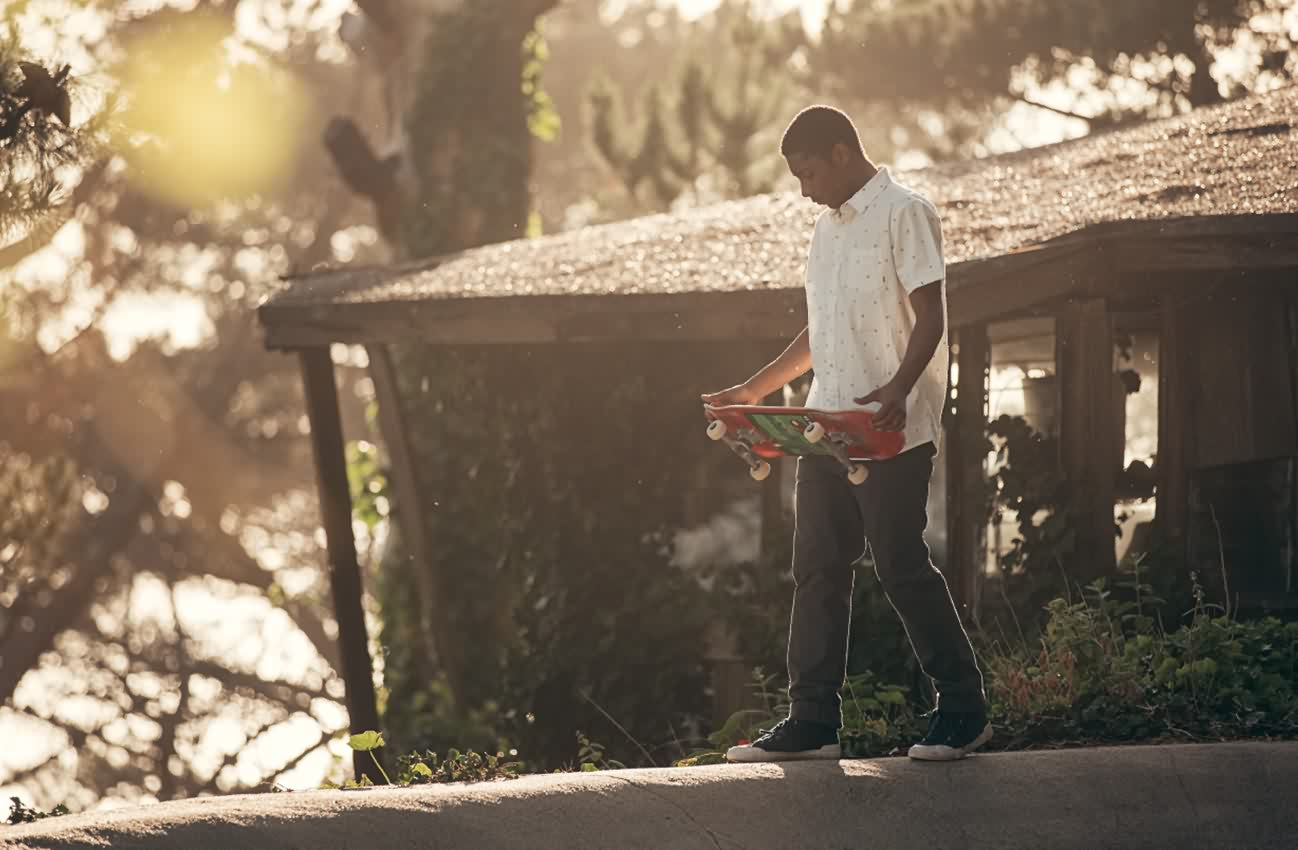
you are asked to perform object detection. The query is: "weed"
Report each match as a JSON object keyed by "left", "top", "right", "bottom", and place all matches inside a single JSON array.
[
  {"left": 347, "top": 731, "right": 393, "bottom": 785},
  {"left": 398, "top": 748, "right": 522, "bottom": 784},
  {"left": 7, "top": 798, "right": 69, "bottom": 825}
]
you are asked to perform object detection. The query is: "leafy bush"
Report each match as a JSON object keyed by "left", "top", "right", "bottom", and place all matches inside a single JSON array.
[
  {"left": 688, "top": 574, "right": 1298, "bottom": 762},
  {"left": 398, "top": 748, "right": 522, "bottom": 785},
  {"left": 677, "top": 668, "right": 925, "bottom": 765},
  {"left": 984, "top": 576, "right": 1298, "bottom": 747}
]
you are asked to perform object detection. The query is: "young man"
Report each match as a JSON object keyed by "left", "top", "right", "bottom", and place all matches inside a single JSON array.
[{"left": 702, "top": 105, "right": 990, "bottom": 763}]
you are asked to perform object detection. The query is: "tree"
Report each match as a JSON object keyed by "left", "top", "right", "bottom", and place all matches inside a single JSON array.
[
  {"left": 587, "top": 1, "right": 806, "bottom": 212},
  {"left": 812, "top": 0, "right": 1297, "bottom": 151},
  {"left": 0, "top": 34, "right": 103, "bottom": 270},
  {"left": 320, "top": 0, "right": 569, "bottom": 755},
  {"left": 1, "top": 0, "right": 394, "bottom": 808},
  {"left": 326, "top": 0, "right": 559, "bottom": 258}
]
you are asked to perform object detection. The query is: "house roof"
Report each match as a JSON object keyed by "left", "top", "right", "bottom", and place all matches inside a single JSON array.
[{"left": 260, "top": 85, "right": 1298, "bottom": 346}]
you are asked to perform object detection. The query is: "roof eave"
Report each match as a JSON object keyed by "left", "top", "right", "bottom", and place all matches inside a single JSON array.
[{"left": 258, "top": 213, "right": 1298, "bottom": 349}]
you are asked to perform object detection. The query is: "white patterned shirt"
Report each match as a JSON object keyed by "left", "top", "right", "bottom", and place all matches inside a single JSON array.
[{"left": 802, "top": 167, "right": 949, "bottom": 453}]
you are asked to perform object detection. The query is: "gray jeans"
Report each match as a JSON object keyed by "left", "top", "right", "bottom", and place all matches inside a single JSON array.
[{"left": 786, "top": 444, "right": 985, "bottom": 727}]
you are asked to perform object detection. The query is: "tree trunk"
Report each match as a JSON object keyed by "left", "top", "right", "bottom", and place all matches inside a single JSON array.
[{"left": 322, "top": 0, "right": 559, "bottom": 731}]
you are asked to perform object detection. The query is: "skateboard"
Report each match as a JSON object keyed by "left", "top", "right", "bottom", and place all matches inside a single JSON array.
[{"left": 703, "top": 404, "right": 905, "bottom": 485}]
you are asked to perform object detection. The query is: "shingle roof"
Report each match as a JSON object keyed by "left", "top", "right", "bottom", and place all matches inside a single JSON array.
[{"left": 265, "top": 85, "right": 1298, "bottom": 311}]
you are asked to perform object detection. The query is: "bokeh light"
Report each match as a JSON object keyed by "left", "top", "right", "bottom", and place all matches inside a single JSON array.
[{"left": 115, "top": 12, "right": 311, "bottom": 209}]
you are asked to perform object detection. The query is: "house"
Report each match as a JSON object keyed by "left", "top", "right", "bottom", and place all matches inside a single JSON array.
[{"left": 260, "top": 85, "right": 1298, "bottom": 724}]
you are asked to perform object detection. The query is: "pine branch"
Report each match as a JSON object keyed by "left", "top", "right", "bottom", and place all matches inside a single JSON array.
[{"left": 1009, "top": 92, "right": 1094, "bottom": 122}]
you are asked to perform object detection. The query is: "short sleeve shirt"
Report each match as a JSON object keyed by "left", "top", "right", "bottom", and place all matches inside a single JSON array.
[{"left": 802, "top": 167, "right": 949, "bottom": 453}]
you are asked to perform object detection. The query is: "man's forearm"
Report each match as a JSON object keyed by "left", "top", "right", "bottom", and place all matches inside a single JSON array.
[
  {"left": 891, "top": 310, "right": 944, "bottom": 395},
  {"left": 745, "top": 326, "right": 812, "bottom": 398}
]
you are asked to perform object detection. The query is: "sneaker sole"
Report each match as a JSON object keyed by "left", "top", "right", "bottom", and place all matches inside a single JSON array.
[
  {"left": 725, "top": 743, "right": 842, "bottom": 763},
  {"left": 907, "top": 723, "right": 993, "bottom": 762}
]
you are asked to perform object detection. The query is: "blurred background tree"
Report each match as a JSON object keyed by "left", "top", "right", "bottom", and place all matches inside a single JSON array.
[
  {"left": 0, "top": 33, "right": 103, "bottom": 270},
  {"left": 811, "top": 0, "right": 1298, "bottom": 159},
  {"left": 585, "top": 0, "right": 806, "bottom": 214},
  {"left": 3, "top": 0, "right": 1294, "bottom": 809},
  {"left": 0, "top": 0, "right": 387, "bottom": 810}
]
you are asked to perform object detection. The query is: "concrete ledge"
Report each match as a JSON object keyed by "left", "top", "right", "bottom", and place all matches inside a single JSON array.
[{"left": 4, "top": 742, "right": 1296, "bottom": 849}]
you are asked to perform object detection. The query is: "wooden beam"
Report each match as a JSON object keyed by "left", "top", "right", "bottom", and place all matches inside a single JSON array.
[
  {"left": 946, "top": 324, "right": 990, "bottom": 622},
  {"left": 261, "top": 291, "right": 809, "bottom": 350},
  {"left": 947, "top": 242, "right": 1093, "bottom": 327},
  {"left": 259, "top": 217, "right": 1298, "bottom": 345},
  {"left": 366, "top": 344, "right": 443, "bottom": 686},
  {"left": 1188, "top": 291, "right": 1298, "bottom": 468},
  {"left": 298, "top": 347, "right": 385, "bottom": 784},
  {"left": 1057, "top": 298, "right": 1118, "bottom": 581},
  {"left": 1114, "top": 233, "right": 1298, "bottom": 273}
]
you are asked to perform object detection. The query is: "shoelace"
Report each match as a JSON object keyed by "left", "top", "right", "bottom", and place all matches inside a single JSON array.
[{"left": 757, "top": 718, "right": 792, "bottom": 738}]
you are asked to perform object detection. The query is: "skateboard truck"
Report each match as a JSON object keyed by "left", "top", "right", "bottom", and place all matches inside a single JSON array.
[
  {"left": 797, "top": 419, "right": 869, "bottom": 485},
  {"left": 705, "top": 404, "right": 897, "bottom": 487},
  {"left": 706, "top": 419, "right": 772, "bottom": 481}
]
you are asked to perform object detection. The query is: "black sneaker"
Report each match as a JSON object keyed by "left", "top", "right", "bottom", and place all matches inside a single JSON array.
[
  {"left": 725, "top": 717, "right": 841, "bottom": 763},
  {"left": 907, "top": 709, "right": 992, "bottom": 761}
]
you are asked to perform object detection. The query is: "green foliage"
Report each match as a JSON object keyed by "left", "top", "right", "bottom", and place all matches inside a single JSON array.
[
  {"left": 345, "top": 730, "right": 392, "bottom": 785},
  {"left": 984, "top": 413, "right": 1080, "bottom": 623},
  {"left": 403, "top": 6, "right": 554, "bottom": 256},
  {"left": 7, "top": 797, "right": 68, "bottom": 824},
  {"left": 0, "top": 33, "right": 107, "bottom": 267},
  {"left": 838, "top": 671, "right": 925, "bottom": 758},
  {"left": 347, "top": 730, "right": 384, "bottom": 751},
  {"left": 575, "top": 731, "right": 626, "bottom": 772},
  {"left": 984, "top": 576, "right": 1298, "bottom": 747},
  {"left": 397, "top": 748, "right": 522, "bottom": 785},
  {"left": 345, "top": 440, "right": 389, "bottom": 532},
  {"left": 692, "top": 573, "right": 1298, "bottom": 763},
  {"left": 680, "top": 667, "right": 924, "bottom": 764},
  {"left": 378, "top": 342, "right": 749, "bottom": 771},
  {"left": 522, "top": 28, "right": 561, "bottom": 144}
]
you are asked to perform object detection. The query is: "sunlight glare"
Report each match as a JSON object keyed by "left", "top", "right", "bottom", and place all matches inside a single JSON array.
[{"left": 115, "top": 12, "right": 311, "bottom": 209}]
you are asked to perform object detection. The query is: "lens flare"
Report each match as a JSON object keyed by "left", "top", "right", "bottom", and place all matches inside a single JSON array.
[{"left": 115, "top": 13, "right": 310, "bottom": 209}]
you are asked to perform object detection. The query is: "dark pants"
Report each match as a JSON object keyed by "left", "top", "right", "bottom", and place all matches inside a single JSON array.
[{"left": 786, "top": 444, "right": 985, "bottom": 728}]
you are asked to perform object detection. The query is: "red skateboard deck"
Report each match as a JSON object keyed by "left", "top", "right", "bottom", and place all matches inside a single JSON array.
[{"left": 703, "top": 404, "right": 905, "bottom": 484}]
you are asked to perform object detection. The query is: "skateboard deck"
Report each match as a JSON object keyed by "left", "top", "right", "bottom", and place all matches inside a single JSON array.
[{"left": 703, "top": 404, "right": 905, "bottom": 484}]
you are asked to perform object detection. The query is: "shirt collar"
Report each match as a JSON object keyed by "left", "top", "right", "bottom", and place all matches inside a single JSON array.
[{"left": 833, "top": 167, "right": 891, "bottom": 222}]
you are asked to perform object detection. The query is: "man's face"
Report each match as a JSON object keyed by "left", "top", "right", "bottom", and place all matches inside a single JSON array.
[{"left": 786, "top": 146, "right": 850, "bottom": 208}]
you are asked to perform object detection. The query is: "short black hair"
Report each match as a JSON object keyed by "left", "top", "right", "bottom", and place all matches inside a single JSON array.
[{"left": 780, "top": 105, "right": 864, "bottom": 160}]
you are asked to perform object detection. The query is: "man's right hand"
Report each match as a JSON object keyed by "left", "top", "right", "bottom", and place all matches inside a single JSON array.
[{"left": 701, "top": 382, "right": 764, "bottom": 408}]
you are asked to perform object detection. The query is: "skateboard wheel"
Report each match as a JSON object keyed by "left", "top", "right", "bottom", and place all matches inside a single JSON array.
[
  {"left": 750, "top": 461, "right": 772, "bottom": 482},
  {"left": 848, "top": 464, "right": 869, "bottom": 486},
  {"left": 707, "top": 420, "right": 727, "bottom": 441},
  {"left": 803, "top": 421, "right": 826, "bottom": 444}
]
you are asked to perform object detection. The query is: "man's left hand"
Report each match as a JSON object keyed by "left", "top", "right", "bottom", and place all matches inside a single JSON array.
[{"left": 855, "top": 382, "right": 907, "bottom": 432}]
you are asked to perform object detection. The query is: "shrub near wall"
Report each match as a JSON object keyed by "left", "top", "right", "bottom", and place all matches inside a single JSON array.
[
  {"left": 985, "top": 578, "right": 1298, "bottom": 747},
  {"left": 694, "top": 576, "right": 1298, "bottom": 762}
]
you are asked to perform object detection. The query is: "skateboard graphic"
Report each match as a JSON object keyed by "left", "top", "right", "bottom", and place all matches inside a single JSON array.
[{"left": 703, "top": 404, "right": 905, "bottom": 485}]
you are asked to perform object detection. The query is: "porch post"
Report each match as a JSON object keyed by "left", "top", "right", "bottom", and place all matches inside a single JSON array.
[
  {"left": 366, "top": 344, "right": 442, "bottom": 681},
  {"left": 298, "top": 346, "right": 385, "bottom": 783},
  {"left": 1057, "top": 298, "right": 1119, "bottom": 580}
]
